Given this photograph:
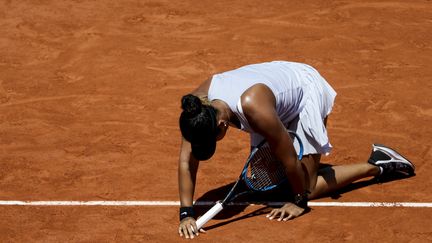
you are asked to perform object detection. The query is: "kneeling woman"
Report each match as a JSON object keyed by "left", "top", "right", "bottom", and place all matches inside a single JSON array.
[{"left": 177, "top": 61, "right": 414, "bottom": 239}]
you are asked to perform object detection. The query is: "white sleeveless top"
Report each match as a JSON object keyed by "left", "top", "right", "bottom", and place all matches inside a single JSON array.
[{"left": 208, "top": 61, "right": 337, "bottom": 155}]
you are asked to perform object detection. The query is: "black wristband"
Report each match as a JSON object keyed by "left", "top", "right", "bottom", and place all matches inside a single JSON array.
[
  {"left": 293, "top": 192, "right": 309, "bottom": 209},
  {"left": 179, "top": 207, "right": 195, "bottom": 221}
]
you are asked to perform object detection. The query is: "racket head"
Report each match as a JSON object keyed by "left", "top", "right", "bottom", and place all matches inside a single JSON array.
[
  {"left": 242, "top": 130, "right": 304, "bottom": 192},
  {"left": 243, "top": 145, "right": 287, "bottom": 191}
]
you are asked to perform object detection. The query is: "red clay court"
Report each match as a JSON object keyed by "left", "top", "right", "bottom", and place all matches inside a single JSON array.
[{"left": 0, "top": 0, "right": 431, "bottom": 242}]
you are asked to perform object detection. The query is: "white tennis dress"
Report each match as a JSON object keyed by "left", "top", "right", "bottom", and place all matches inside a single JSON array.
[{"left": 208, "top": 61, "right": 337, "bottom": 156}]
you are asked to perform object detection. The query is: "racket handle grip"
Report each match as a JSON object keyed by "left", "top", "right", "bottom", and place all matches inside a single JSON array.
[{"left": 195, "top": 202, "right": 224, "bottom": 230}]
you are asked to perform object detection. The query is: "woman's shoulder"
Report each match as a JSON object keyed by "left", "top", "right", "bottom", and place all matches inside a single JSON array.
[
  {"left": 240, "top": 83, "right": 281, "bottom": 136},
  {"left": 240, "top": 84, "right": 276, "bottom": 124},
  {"left": 241, "top": 83, "right": 275, "bottom": 108},
  {"left": 191, "top": 77, "right": 212, "bottom": 97}
]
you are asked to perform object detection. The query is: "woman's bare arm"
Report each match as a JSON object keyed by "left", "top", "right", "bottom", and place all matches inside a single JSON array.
[
  {"left": 178, "top": 138, "right": 199, "bottom": 207},
  {"left": 178, "top": 138, "right": 202, "bottom": 238},
  {"left": 241, "top": 84, "right": 306, "bottom": 195}
]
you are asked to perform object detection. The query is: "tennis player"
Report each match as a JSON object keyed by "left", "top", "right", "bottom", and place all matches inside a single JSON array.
[{"left": 177, "top": 61, "right": 414, "bottom": 239}]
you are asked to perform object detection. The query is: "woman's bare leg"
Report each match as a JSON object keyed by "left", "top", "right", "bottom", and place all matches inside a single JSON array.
[
  {"left": 309, "top": 163, "right": 380, "bottom": 199},
  {"left": 299, "top": 117, "right": 381, "bottom": 200}
]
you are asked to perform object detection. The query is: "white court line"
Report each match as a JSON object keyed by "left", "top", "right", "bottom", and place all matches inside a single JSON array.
[{"left": 0, "top": 201, "right": 431, "bottom": 207}]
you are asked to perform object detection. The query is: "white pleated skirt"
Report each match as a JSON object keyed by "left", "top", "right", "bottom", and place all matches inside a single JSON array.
[{"left": 251, "top": 64, "right": 337, "bottom": 156}]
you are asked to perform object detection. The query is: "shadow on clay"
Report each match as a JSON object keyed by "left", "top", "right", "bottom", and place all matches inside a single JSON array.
[{"left": 194, "top": 162, "right": 415, "bottom": 230}]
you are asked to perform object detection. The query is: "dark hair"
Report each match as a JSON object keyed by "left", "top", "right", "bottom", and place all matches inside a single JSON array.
[{"left": 179, "top": 94, "right": 218, "bottom": 160}]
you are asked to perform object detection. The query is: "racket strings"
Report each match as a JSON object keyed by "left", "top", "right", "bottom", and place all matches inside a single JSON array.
[{"left": 245, "top": 146, "right": 286, "bottom": 191}]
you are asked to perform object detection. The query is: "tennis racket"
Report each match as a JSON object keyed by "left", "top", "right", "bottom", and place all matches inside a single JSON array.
[{"left": 195, "top": 130, "right": 304, "bottom": 230}]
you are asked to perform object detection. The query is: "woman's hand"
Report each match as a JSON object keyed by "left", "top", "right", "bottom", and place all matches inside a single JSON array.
[
  {"left": 266, "top": 202, "right": 305, "bottom": 221},
  {"left": 178, "top": 217, "right": 205, "bottom": 239}
]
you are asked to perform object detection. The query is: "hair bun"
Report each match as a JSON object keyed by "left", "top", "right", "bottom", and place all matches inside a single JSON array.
[{"left": 181, "top": 94, "right": 202, "bottom": 116}]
